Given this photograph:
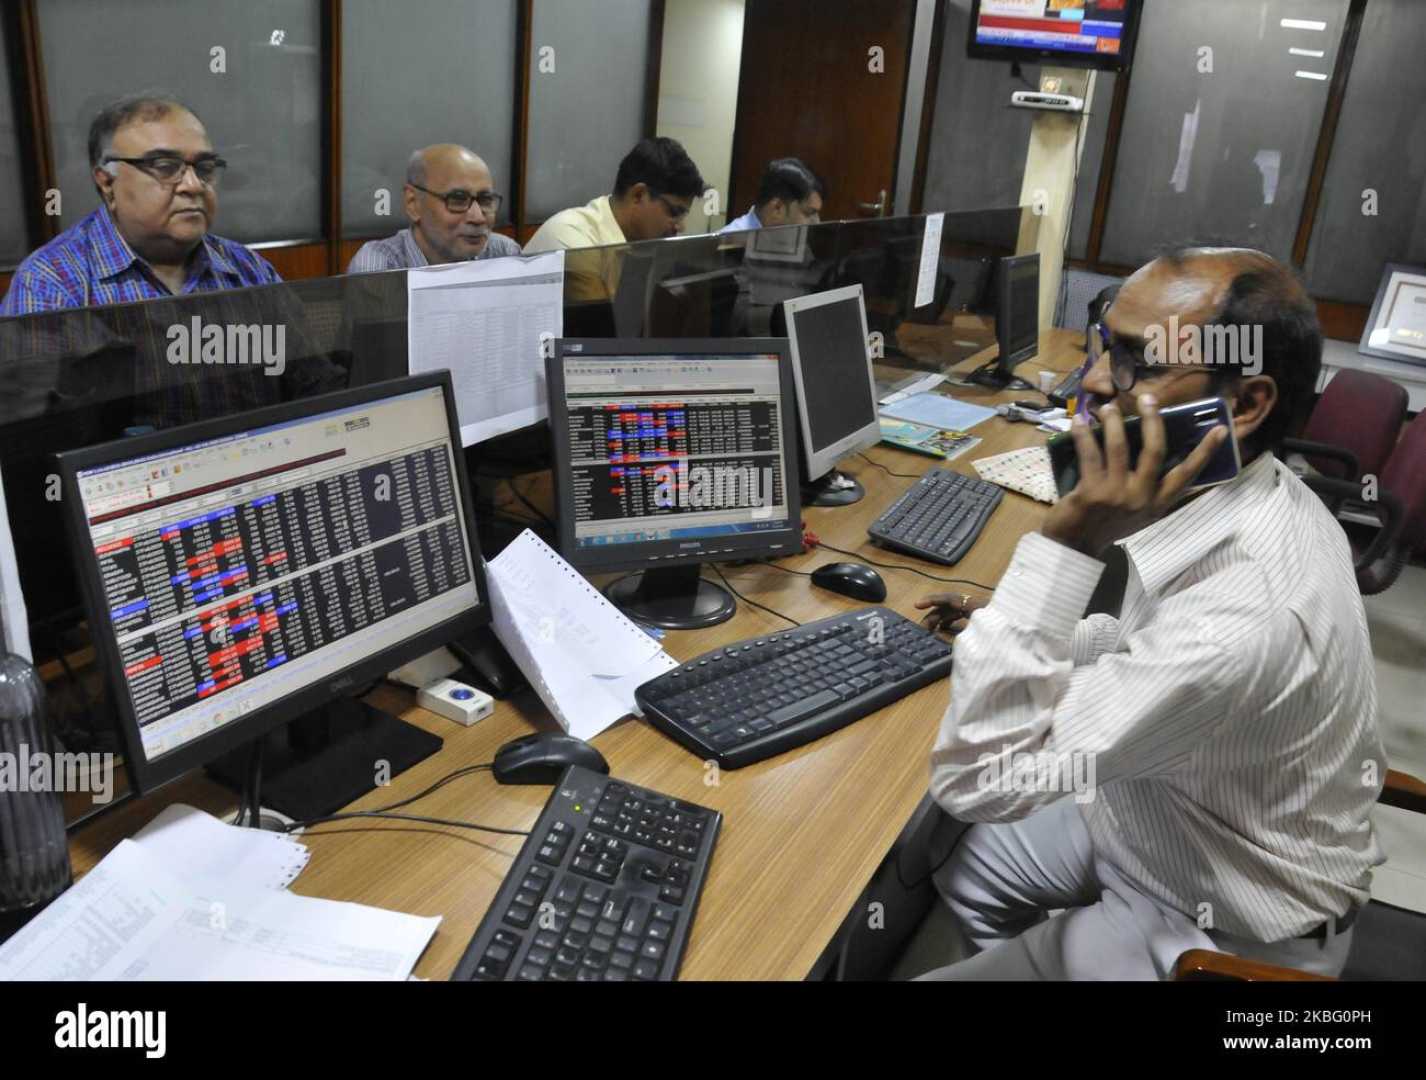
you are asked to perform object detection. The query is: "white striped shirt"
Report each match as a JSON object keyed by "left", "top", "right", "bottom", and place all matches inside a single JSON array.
[{"left": 930, "top": 452, "right": 1385, "bottom": 941}]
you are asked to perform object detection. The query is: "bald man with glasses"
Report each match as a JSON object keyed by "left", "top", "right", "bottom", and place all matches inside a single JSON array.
[
  {"left": 347, "top": 144, "right": 521, "bottom": 273},
  {"left": 1, "top": 93, "right": 280, "bottom": 315}
]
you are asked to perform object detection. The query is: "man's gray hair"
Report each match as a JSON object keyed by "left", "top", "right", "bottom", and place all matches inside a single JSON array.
[
  {"left": 405, "top": 149, "right": 428, "bottom": 189},
  {"left": 88, "top": 92, "right": 196, "bottom": 170}
]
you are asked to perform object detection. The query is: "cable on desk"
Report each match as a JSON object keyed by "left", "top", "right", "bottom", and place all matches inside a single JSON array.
[
  {"left": 814, "top": 540, "right": 996, "bottom": 592},
  {"left": 282, "top": 810, "right": 532, "bottom": 838},
  {"left": 756, "top": 560, "right": 813, "bottom": 577},
  {"left": 857, "top": 451, "right": 921, "bottom": 480},
  {"left": 709, "top": 563, "right": 801, "bottom": 628},
  {"left": 279, "top": 764, "right": 508, "bottom": 835}
]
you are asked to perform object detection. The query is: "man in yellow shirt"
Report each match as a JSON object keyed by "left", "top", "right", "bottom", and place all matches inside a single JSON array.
[{"left": 524, "top": 136, "right": 706, "bottom": 302}]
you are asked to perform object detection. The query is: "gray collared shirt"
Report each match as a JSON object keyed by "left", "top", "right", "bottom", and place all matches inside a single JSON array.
[{"left": 346, "top": 226, "right": 521, "bottom": 273}]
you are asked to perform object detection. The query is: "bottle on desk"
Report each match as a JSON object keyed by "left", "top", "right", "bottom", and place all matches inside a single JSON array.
[{"left": 0, "top": 653, "right": 72, "bottom": 943}]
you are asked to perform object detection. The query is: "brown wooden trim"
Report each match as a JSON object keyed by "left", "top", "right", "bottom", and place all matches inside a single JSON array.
[
  {"left": 323, "top": 0, "right": 343, "bottom": 275},
  {"left": 1291, "top": 0, "right": 1366, "bottom": 268},
  {"left": 260, "top": 241, "right": 330, "bottom": 281},
  {"left": 514, "top": 0, "right": 533, "bottom": 237},
  {"left": 644, "top": 0, "right": 666, "bottom": 139},
  {"left": 1084, "top": 63, "right": 1131, "bottom": 267},
  {"left": 1317, "top": 300, "right": 1369, "bottom": 343},
  {"left": 909, "top": 0, "right": 947, "bottom": 216},
  {"left": 16, "top": 0, "right": 57, "bottom": 243},
  {"left": 1173, "top": 948, "right": 1334, "bottom": 982},
  {"left": 1380, "top": 769, "right": 1426, "bottom": 816}
]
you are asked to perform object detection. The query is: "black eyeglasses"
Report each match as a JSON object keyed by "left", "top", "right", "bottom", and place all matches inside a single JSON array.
[
  {"left": 652, "top": 192, "right": 691, "bottom": 221},
  {"left": 1090, "top": 321, "right": 1200, "bottom": 393},
  {"left": 104, "top": 154, "right": 227, "bottom": 186},
  {"left": 410, "top": 183, "right": 503, "bottom": 217}
]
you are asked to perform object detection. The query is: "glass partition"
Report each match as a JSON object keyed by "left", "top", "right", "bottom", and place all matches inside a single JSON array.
[{"left": 0, "top": 206, "right": 1036, "bottom": 795}]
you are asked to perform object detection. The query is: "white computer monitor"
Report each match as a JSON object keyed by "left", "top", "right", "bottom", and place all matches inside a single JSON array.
[{"left": 783, "top": 285, "right": 882, "bottom": 504}]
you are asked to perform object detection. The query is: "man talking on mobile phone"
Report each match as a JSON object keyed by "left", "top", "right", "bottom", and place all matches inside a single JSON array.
[{"left": 911, "top": 247, "right": 1383, "bottom": 980}]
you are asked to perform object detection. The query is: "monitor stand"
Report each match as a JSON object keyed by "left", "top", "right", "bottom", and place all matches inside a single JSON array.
[
  {"left": 605, "top": 563, "right": 735, "bottom": 631},
  {"left": 802, "top": 469, "right": 865, "bottom": 507},
  {"left": 963, "top": 359, "right": 1034, "bottom": 393},
  {"left": 207, "top": 696, "right": 443, "bottom": 824}
]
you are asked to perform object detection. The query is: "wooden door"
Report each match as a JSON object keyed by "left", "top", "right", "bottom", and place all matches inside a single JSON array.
[{"left": 728, "top": 0, "right": 917, "bottom": 223}]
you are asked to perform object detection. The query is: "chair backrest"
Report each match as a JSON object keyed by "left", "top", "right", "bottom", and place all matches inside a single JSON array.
[
  {"left": 1302, "top": 369, "right": 1408, "bottom": 479},
  {"left": 1380, "top": 409, "right": 1426, "bottom": 549}
]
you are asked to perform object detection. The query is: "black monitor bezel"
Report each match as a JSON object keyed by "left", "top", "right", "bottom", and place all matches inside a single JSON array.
[
  {"left": 55, "top": 372, "right": 491, "bottom": 796},
  {"left": 547, "top": 338, "right": 805, "bottom": 576},
  {"left": 965, "top": 0, "right": 1142, "bottom": 73},
  {"left": 997, "top": 253, "right": 1041, "bottom": 371}
]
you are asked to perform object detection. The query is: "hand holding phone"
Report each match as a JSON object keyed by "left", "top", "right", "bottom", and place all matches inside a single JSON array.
[
  {"left": 1040, "top": 396, "right": 1234, "bottom": 558},
  {"left": 1047, "top": 396, "right": 1241, "bottom": 498}
]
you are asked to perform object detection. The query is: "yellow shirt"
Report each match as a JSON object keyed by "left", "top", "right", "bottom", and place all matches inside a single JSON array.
[{"left": 523, "top": 195, "right": 627, "bottom": 302}]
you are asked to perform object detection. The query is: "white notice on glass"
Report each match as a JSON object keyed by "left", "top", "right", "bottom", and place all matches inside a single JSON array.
[
  {"left": 407, "top": 252, "right": 565, "bottom": 446},
  {"left": 915, "top": 212, "right": 945, "bottom": 309}
]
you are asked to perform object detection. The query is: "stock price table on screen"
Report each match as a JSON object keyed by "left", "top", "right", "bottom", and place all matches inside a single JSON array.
[{"left": 91, "top": 446, "right": 470, "bottom": 728}]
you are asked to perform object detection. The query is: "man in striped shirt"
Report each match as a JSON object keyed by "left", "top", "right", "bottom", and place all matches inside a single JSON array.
[
  {"left": 915, "top": 248, "right": 1384, "bottom": 979},
  {"left": 0, "top": 94, "right": 280, "bottom": 315}
]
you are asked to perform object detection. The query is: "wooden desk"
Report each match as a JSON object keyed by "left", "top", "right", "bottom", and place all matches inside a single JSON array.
[{"left": 66, "top": 329, "right": 1086, "bottom": 981}]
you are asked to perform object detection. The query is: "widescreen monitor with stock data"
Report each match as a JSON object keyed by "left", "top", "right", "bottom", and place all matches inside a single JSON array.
[{"left": 57, "top": 373, "right": 488, "bottom": 802}]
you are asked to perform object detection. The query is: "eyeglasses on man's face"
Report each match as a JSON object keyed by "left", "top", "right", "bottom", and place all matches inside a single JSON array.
[
  {"left": 410, "top": 183, "right": 503, "bottom": 217},
  {"left": 104, "top": 153, "right": 227, "bottom": 186},
  {"left": 1090, "top": 321, "right": 1205, "bottom": 393},
  {"left": 652, "top": 192, "right": 691, "bottom": 221}
]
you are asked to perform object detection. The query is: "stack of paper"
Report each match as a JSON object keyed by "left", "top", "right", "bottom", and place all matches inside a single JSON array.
[
  {"left": 486, "top": 530, "right": 678, "bottom": 740},
  {"left": 0, "top": 807, "right": 439, "bottom": 981},
  {"left": 973, "top": 445, "right": 1059, "bottom": 505},
  {"left": 880, "top": 392, "right": 998, "bottom": 432}
]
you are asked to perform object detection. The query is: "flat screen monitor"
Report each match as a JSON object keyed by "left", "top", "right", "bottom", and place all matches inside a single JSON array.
[
  {"left": 783, "top": 285, "right": 881, "bottom": 507},
  {"left": 547, "top": 339, "right": 802, "bottom": 629},
  {"left": 967, "top": 253, "right": 1041, "bottom": 391},
  {"left": 57, "top": 373, "right": 488, "bottom": 796},
  {"left": 966, "top": 0, "right": 1142, "bottom": 72}
]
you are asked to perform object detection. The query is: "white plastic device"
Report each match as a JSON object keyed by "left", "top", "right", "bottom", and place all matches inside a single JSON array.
[
  {"left": 1010, "top": 91, "right": 1084, "bottom": 113},
  {"left": 417, "top": 678, "right": 495, "bottom": 727}
]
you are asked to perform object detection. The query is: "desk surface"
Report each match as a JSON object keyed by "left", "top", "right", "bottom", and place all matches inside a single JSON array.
[{"left": 66, "top": 328, "right": 1085, "bottom": 981}]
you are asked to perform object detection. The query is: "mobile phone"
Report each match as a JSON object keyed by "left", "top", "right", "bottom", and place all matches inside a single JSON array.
[{"left": 1046, "top": 397, "right": 1241, "bottom": 498}]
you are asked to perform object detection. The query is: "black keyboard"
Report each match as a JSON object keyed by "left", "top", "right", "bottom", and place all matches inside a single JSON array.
[
  {"left": 452, "top": 765, "right": 721, "bottom": 982},
  {"left": 635, "top": 606, "right": 952, "bottom": 769},
  {"left": 867, "top": 466, "right": 1003, "bottom": 565}
]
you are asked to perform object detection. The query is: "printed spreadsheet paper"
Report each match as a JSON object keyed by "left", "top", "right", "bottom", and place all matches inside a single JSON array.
[
  {"left": 486, "top": 529, "right": 678, "bottom": 740},
  {"left": 972, "top": 445, "right": 1059, "bottom": 504},
  {"left": 0, "top": 838, "right": 438, "bottom": 980}
]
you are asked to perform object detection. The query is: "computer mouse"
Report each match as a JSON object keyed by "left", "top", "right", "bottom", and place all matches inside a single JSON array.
[
  {"left": 810, "top": 562, "right": 887, "bottom": 603},
  {"left": 492, "top": 732, "right": 610, "bottom": 785}
]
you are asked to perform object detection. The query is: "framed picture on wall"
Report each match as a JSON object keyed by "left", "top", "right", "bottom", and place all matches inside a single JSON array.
[{"left": 1360, "top": 262, "right": 1426, "bottom": 368}]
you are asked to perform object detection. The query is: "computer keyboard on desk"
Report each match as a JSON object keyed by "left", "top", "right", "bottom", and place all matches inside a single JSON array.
[
  {"left": 452, "top": 765, "right": 721, "bottom": 982},
  {"left": 635, "top": 606, "right": 953, "bottom": 769},
  {"left": 867, "top": 466, "right": 1003, "bottom": 565}
]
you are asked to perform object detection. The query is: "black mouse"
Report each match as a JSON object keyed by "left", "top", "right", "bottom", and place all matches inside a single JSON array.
[
  {"left": 810, "top": 562, "right": 887, "bottom": 603},
  {"left": 492, "top": 733, "right": 610, "bottom": 785}
]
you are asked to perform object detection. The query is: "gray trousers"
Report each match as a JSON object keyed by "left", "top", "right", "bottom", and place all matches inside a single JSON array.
[{"left": 914, "top": 798, "right": 1353, "bottom": 980}]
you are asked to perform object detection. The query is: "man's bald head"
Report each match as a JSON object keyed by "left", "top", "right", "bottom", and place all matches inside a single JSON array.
[
  {"left": 403, "top": 144, "right": 499, "bottom": 263},
  {"left": 1098, "top": 246, "right": 1321, "bottom": 458}
]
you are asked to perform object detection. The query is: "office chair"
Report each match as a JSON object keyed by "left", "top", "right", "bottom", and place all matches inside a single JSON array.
[
  {"left": 1282, "top": 368, "right": 1408, "bottom": 484},
  {"left": 1294, "top": 409, "right": 1426, "bottom": 594},
  {"left": 1173, "top": 767, "right": 1426, "bottom": 981}
]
